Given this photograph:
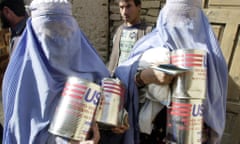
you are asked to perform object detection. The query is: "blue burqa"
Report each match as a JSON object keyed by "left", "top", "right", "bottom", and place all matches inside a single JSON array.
[
  {"left": 2, "top": 2, "right": 109, "bottom": 144},
  {"left": 115, "top": 0, "right": 228, "bottom": 143}
]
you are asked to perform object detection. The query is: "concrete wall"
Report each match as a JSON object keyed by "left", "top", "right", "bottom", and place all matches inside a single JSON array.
[{"left": 71, "top": 0, "right": 109, "bottom": 62}]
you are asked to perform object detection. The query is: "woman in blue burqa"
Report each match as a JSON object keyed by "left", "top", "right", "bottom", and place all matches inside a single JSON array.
[
  {"left": 1, "top": 0, "right": 109, "bottom": 143},
  {"left": 114, "top": 0, "right": 228, "bottom": 143}
]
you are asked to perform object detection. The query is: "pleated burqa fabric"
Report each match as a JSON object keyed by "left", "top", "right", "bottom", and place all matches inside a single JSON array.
[
  {"left": 2, "top": 1, "right": 109, "bottom": 143},
  {"left": 115, "top": 0, "right": 228, "bottom": 143}
]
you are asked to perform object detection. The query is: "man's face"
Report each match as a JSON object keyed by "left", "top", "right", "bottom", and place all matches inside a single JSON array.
[
  {"left": 119, "top": 0, "right": 141, "bottom": 26},
  {"left": 0, "top": 11, "right": 11, "bottom": 29}
]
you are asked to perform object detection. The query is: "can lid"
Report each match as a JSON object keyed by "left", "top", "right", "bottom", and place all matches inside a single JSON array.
[
  {"left": 67, "top": 76, "right": 101, "bottom": 90},
  {"left": 171, "top": 48, "right": 207, "bottom": 55}
]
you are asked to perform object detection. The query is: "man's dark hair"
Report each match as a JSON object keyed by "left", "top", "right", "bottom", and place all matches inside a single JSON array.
[
  {"left": 119, "top": 0, "right": 141, "bottom": 6},
  {"left": 133, "top": 0, "right": 141, "bottom": 6},
  {"left": 0, "top": 0, "right": 26, "bottom": 16}
]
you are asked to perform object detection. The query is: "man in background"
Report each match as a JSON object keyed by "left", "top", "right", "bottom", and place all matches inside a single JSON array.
[
  {"left": 0, "top": 0, "right": 28, "bottom": 54},
  {"left": 107, "top": 0, "right": 152, "bottom": 76}
]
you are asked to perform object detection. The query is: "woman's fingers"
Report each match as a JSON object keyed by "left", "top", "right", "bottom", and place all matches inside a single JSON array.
[{"left": 111, "top": 125, "right": 129, "bottom": 134}]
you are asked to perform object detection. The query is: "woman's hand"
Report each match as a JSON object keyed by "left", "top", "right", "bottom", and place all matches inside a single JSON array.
[
  {"left": 69, "top": 122, "right": 100, "bottom": 144},
  {"left": 111, "top": 124, "right": 129, "bottom": 134},
  {"left": 88, "top": 122, "right": 100, "bottom": 144},
  {"left": 140, "top": 68, "right": 175, "bottom": 85}
]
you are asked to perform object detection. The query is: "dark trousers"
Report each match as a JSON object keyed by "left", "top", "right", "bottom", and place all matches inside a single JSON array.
[
  {"left": 0, "top": 124, "right": 3, "bottom": 144},
  {"left": 140, "top": 107, "right": 167, "bottom": 144},
  {"left": 99, "top": 130, "right": 123, "bottom": 144}
]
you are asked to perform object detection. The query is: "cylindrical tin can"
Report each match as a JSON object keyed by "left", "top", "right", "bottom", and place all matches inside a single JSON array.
[
  {"left": 48, "top": 77, "right": 101, "bottom": 141},
  {"left": 95, "top": 78, "right": 125, "bottom": 129},
  {"left": 166, "top": 98, "right": 204, "bottom": 144},
  {"left": 171, "top": 49, "right": 207, "bottom": 99}
]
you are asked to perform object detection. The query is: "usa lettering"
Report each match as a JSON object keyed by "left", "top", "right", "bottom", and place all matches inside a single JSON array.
[
  {"left": 192, "top": 104, "right": 203, "bottom": 117},
  {"left": 84, "top": 88, "right": 101, "bottom": 105}
]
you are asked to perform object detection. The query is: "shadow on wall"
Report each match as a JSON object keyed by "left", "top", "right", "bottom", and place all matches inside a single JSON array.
[
  {"left": 222, "top": 75, "right": 240, "bottom": 143},
  {"left": 227, "top": 75, "right": 240, "bottom": 102}
]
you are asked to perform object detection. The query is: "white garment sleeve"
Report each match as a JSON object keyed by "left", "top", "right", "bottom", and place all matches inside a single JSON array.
[{"left": 138, "top": 47, "right": 171, "bottom": 134}]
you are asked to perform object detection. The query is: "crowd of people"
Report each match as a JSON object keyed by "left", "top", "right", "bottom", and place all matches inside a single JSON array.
[{"left": 0, "top": 0, "right": 228, "bottom": 144}]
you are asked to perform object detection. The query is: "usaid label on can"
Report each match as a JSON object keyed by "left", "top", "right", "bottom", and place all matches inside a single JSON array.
[
  {"left": 95, "top": 78, "right": 125, "bottom": 129},
  {"left": 48, "top": 76, "right": 101, "bottom": 141},
  {"left": 166, "top": 98, "right": 204, "bottom": 144},
  {"left": 171, "top": 49, "right": 207, "bottom": 99}
]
